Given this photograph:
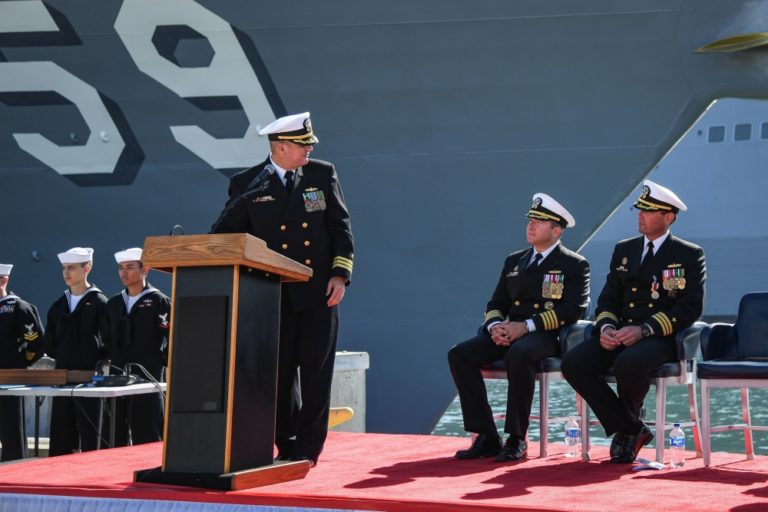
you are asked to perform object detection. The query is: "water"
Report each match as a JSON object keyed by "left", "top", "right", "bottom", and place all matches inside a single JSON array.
[
  {"left": 669, "top": 423, "right": 685, "bottom": 467},
  {"left": 433, "top": 379, "right": 768, "bottom": 456},
  {"left": 564, "top": 416, "right": 580, "bottom": 458}
]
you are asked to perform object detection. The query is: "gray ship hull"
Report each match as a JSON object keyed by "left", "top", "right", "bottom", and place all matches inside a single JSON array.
[{"left": 1, "top": 0, "right": 767, "bottom": 433}]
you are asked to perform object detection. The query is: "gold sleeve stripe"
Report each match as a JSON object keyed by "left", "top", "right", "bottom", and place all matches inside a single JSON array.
[
  {"left": 596, "top": 312, "right": 619, "bottom": 323},
  {"left": 484, "top": 310, "right": 504, "bottom": 323},
  {"left": 333, "top": 256, "right": 354, "bottom": 272},
  {"left": 541, "top": 310, "right": 559, "bottom": 331},
  {"left": 25, "top": 352, "right": 34, "bottom": 361},
  {"left": 652, "top": 312, "right": 673, "bottom": 336},
  {"left": 24, "top": 333, "right": 39, "bottom": 341}
]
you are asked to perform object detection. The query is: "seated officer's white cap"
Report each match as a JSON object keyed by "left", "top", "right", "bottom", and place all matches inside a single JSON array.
[
  {"left": 114, "top": 247, "right": 142, "bottom": 264},
  {"left": 258, "top": 112, "right": 318, "bottom": 145},
  {"left": 57, "top": 247, "right": 94, "bottom": 264},
  {"left": 525, "top": 193, "right": 576, "bottom": 228},
  {"left": 634, "top": 179, "right": 687, "bottom": 213},
  {"left": 0, "top": 264, "right": 12, "bottom": 276}
]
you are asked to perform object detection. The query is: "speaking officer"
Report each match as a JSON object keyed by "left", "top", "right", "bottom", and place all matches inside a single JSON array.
[
  {"left": 448, "top": 194, "right": 590, "bottom": 462},
  {"left": 0, "top": 263, "right": 44, "bottom": 461},
  {"left": 45, "top": 247, "right": 108, "bottom": 456},
  {"left": 102, "top": 247, "right": 170, "bottom": 446},
  {"left": 562, "top": 180, "right": 706, "bottom": 464},
  {"left": 211, "top": 112, "right": 354, "bottom": 466}
]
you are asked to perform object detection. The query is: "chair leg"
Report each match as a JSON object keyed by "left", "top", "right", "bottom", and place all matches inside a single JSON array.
[
  {"left": 687, "top": 379, "right": 702, "bottom": 457},
  {"left": 655, "top": 380, "right": 666, "bottom": 464},
  {"left": 701, "top": 379, "right": 711, "bottom": 467},
  {"left": 577, "top": 394, "right": 590, "bottom": 461},
  {"left": 741, "top": 387, "right": 754, "bottom": 461},
  {"left": 539, "top": 373, "right": 549, "bottom": 457}
]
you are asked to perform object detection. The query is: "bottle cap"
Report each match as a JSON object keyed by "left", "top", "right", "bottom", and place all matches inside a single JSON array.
[{"left": 673, "top": 423, "right": 680, "bottom": 427}]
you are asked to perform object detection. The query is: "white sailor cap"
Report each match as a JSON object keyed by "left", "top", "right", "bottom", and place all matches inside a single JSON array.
[
  {"left": 526, "top": 193, "right": 576, "bottom": 228},
  {"left": 0, "top": 264, "right": 12, "bottom": 276},
  {"left": 258, "top": 112, "right": 318, "bottom": 145},
  {"left": 634, "top": 180, "right": 687, "bottom": 213},
  {"left": 114, "top": 247, "right": 142, "bottom": 264},
  {"left": 57, "top": 247, "right": 94, "bottom": 264}
]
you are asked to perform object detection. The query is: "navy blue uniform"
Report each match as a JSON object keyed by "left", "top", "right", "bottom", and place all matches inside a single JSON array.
[
  {"left": 563, "top": 235, "right": 706, "bottom": 435},
  {"left": 44, "top": 287, "right": 107, "bottom": 455},
  {"left": 212, "top": 157, "right": 354, "bottom": 462},
  {"left": 102, "top": 284, "right": 170, "bottom": 446},
  {"left": 449, "top": 244, "right": 590, "bottom": 438},
  {"left": 0, "top": 294, "right": 43, "bottom": 460}
]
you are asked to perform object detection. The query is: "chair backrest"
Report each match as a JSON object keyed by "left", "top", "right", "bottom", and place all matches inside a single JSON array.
[{"left": 735, "top": 292, "right": 768, "bottom": 359}]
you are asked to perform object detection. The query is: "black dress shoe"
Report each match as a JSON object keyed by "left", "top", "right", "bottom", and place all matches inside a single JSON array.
[
  {"left": 610, "top": 425, "right": 653, "bottom": 464},
  {"left": 609, "top": 432, "right": 627, "bottom": 459},
  {"left": 455, "top": 433, "right": 502, "bottom": 459},
  {"left": 494, "top": 437, "right": 527, "bottom": 462}
]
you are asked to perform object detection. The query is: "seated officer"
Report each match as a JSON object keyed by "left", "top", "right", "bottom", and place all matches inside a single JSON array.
[
  {"left": 562, "top": 180, "right": 705, "bottom": 464},
  {"left": 448, "top": 194, "right": 590, "bottom": 462}
]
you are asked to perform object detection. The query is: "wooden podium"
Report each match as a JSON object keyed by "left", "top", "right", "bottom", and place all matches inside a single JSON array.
[{"left": 134, "top": 234, "right": 312, "bottom": 490}]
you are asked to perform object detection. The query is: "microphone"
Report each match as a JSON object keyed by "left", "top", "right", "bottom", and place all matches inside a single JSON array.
[{"left": 168, "top": 224, "right": 184, "bottom": 236}]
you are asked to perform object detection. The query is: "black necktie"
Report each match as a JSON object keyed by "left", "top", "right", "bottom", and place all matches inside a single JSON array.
[
  {"left": 285, "top": 171, "right": 295, "bottom": 193},
  {"left": 641, "top": 241, "right": 654, "bottom": 269},
  {"left": 528, "top": 252, "right": 543, "bottom": 271}
]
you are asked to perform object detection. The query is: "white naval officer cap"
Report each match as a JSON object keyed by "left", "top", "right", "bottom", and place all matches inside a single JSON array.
[
  {"left": 0, "top": 263, "right": 12, "bottom": 276},
  {"left": 258, "top": 112, "right": 318, "bottom": 145},
  {"left": 114, "top": 247, "right": 142, "bottom": 264},
  {"left": 57, "top": 247, "right": 94, "bottom": 264},
  {"left": 526, "top": 193, "right": 576, "bottom": 228},
  {"left": 634, "top": 179, "right": 687, "bottom": 213}
]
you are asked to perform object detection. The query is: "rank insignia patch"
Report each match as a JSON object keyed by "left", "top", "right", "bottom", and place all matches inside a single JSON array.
[{"left": 303, "top": 190, "right": 326, "bottom": 212}]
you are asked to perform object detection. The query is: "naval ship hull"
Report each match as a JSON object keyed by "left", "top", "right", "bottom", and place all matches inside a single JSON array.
[{"left": 1, "top": 0, "right": 767, "bottom": 433}]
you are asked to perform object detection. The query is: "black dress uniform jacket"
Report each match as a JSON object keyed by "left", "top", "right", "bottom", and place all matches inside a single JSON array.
[
  {"left": 594, "top": 235, "right": 706, "bottom": 336},
  {"left": 44, "top": 287, "right": 108, "bottom": 370},
  {"left": 0, "top": 293, "right": 44, "bottom": 461},
  {"left": 102, "top": 284, "right": 170, "bottom": 446},
  {"left": 102, "top": 284, "right": 170, "bottom": 378},
  {"left": 44, "top": 287, "right": 107, "bottom": 456},
  {"left": 0, "top": 294, "right": 44, "bottom": 369},
  {"left": 213, "top": 157, "right": 354, "bottom": 311},
  {"left": 483, "top": 244, "right": 590, "bottom": 332}
]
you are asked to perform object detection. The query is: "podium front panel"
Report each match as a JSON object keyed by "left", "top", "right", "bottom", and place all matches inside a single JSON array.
[{"left": 163, "top": 266, "right": 282, "bottom": 474}]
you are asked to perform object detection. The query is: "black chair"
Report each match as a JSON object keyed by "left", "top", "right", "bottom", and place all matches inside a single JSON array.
[
  {"left": 698, "top": 292, "right": 768, "bottom": 466},
  {"left": 481, "top": 320, "right": 591, "bottom": 459},
  {"left": 580, "top": 321, "right": 706, "bottom": 463}
]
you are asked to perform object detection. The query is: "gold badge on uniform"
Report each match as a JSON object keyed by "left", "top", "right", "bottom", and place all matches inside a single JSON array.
[
  {"left": 303, "top": 190, "right": 327, "bottom": 212},
  {"left": 542, "top": 273, "right": 564, "bottom": 299},
  {"left": 544, "top": 301, "right": 554, "bottom": 310}
]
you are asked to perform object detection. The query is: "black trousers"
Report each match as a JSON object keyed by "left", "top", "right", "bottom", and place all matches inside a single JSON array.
[
  {"left": 49, "top": 396, "right": 100, "bottom": 456},
  {"left": 113, "top": 393, "right": 164, "bottom": 447},
  {"left": 0, "top": 396, "right": 25, "bottom": 461},
  {"left": 561, "top": 333, "right": 676, "bottom": 436},
  {"left": 275, "top": 303, "right": 338, "bottom": 462},
  {"left": 447, "top": 330, "right": 559, "bottom": 439}
]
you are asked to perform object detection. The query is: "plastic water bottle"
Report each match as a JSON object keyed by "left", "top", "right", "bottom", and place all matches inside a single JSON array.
[
  {"left": 564, "top": 416, "right": 580, "bottom": 458},
  {"left": 669, "top": 423, "right": 685, "bottom": 467}
]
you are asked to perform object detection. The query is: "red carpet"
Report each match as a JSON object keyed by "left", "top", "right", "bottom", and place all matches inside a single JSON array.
[{"left": 0, "top": 432, "right": 766, "bottom": 511}]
